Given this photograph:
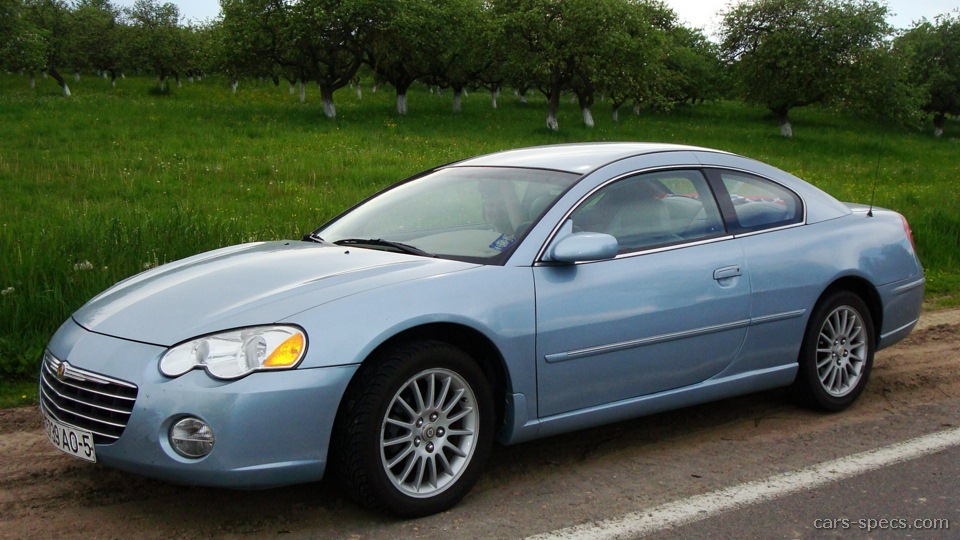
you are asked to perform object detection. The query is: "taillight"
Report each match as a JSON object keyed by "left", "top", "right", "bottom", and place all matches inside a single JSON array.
[{"left": 899, "top": 214, "right": 917, "bottom": 252}]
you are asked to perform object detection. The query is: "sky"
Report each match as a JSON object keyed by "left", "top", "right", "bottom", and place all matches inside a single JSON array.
[{"left": 111, "top": 0, "right": 959, "bottom": 34}]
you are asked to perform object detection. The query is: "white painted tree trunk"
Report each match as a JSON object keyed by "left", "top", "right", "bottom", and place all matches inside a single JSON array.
[
  {"left": 231, "top": 80, "right": 239, "bottom": 94},
  {"left": 289, "top": 83, "right": 295, "bottom": 95},
  {"left": 372, "top": 84, "right": 378, "bottom": 93},
  {"left": 188, "top": 75, "right": 194, "bottom": 83},
  {"left": 453, "top": 90, "right": 463, "bottom": 113},
  {"left": 934, "top": 126, "right": 944, "bottom": 137},
  {"left": 322, "top": 98, "right": 336, "bottom": 119},
  {"left": 582, "top": 107, "right": 595, "bottom": 128},
  {"left": 491, "top": 89, "right": 499, "bottom": 109},
  {"left": 520, "top": 94, "right": 528, "bottom": 104},
  {"left": 29, "top": 74, "right": 36, "bottom": 89},
  {"left": 546, "top": 111, "right": 559, "bottom": 131},
  {"left": 633, "top": 104, "right": 641, "bottom": 115},
  {"left": 298, "top": 81, "right": 306, "bottom": 103},
  {"left": 74, "top": 71, "right": 80, "bottom": 82},
  {"left": 779, "top": 119, "right": 793, "bottom": 138},
  {"left": 397, "top": 93, "right": 408, "bottom": 115},
  {"left": 356, "top": 84, "right": 362, "bottom": 100},
  {"left": 111, "top": 78, "right": 116, "bottom": 88},
  {"left": 612, "top": 106, "right": 620, "bottom": 123},
  {"left": 177, "top": 78, "right": 182, "bottom": 88},
  {"left": 62, "top": 83, "right": 71, "bottom": 97},
  {"left": 102, "top": 71, "right": 108, "bottom": 80}
]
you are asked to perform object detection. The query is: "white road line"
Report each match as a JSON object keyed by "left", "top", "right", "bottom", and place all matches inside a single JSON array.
[{"left": 528, "top": 426, "right": 960, "bottom": 540}]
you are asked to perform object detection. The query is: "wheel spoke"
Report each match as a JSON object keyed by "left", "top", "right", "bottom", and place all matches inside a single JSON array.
[
  {"left": 442, "top": 387, "right": 466, "bottom": 415},
  {"left": 389, "top": 445, "right": 416, "bottom": 470}
]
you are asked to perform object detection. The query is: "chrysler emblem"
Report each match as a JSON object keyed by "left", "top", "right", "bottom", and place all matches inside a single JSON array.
[{"left": 56, "top": 362, "right": 67, "bottom": 381}]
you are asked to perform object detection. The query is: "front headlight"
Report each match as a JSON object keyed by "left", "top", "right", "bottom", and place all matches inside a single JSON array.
[{"left": 159, "top": 325, "right": 307, "bottom": 380}]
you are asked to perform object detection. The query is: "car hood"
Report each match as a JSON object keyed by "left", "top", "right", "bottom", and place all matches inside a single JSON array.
[{"left": 73, "top": 241, "right": 479, "bottom": 346}]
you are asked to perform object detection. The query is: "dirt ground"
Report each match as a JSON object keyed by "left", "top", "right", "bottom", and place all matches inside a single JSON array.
[{"left": 1, "top": 310, "right": 958, "bottom": 539}]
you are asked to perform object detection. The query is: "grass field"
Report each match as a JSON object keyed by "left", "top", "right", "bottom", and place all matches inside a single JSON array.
[{"left": 1, "top": 73, "right": 958, "bottom": 400}]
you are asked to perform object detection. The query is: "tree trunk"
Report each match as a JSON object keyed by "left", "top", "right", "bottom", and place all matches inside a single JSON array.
[
  {"left": 356, "top": 84, "right": 362, "bottom": 100},
  {"left": 774, "top": 108, "right": 793, "bottom": 138},
  {"left": 546, "top": 84, "right": 561, "bottom": 131},
  {"left": 933, "top": 113, "right": 945, "bottom": 138},
  {"left": 320, "top": 86, "right": 336, "bottom": 119},
  {"left": 298, "top": 80, "right": 306, "bottom": 103},
  {"left": 47, "top": 67, "right": 70, "bottom": 97},
  {"left": 633, "top": 104, "right": 641, "bottom": 115},
  {"left": 74, "top": 70, "right": 80, "bottom": 82},
  {"left": 29, "top": 73, "right": 36, "bottom": 89},
  {"left": 453, "top": 88, "right": 463, "bottom": 113},
  {"left": 395, "top": 81, "right": 412, "bottom": 115},
  {"left": 582, "top": 107, "right": 595, "bottom": 128},
  {"left": 231, "top": 80, "right": 239, "bottom": 94},
  {"left": 491, "top": 88, "right": 499, "bottom": 109},
  {"left": 612, "top": 104, "right": 620, "bottom": 123},
  {"left": 578, "top": 93, "right": 595, "bottom": 128}
]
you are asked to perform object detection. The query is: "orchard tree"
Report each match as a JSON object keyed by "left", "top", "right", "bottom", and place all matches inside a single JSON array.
[
  {"left": 72, "top": 0, "right": 123, "bottom": 86},
  {"left": 603, "top": 0, "right": 682, "bottom": 121},
  {"left": 218, "top": 0, "right": 298, "bottom": 94},
  {"left": 124, "top": 0, "right": 184, "bottom": 91},
  {"left": 896, "top": 13, "right": 960, "bottom": 136},
  {"left": 663, "top": 25, "right": 725, "bottom": 105},
  {"left": 0, "top": 0, "right": 49, "bottom": 87},
  {"left": 720, "top": 0, "right": 890, "bottom": 137},
  {"left": 287, "top": 0, "right": 381, "bottom": 118},
  {"left": 22, "top": 0, "right": 75, "bottom": 96},
  {"left": 365, "top": 0, "right": 436, "bottom": 115},
  {"left": 420, "top": 0, "right": 491, "bottom": 114}
]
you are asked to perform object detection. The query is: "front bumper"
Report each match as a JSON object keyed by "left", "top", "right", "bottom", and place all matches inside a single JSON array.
[{"left": 45, "top": 318, "right": 357, "bottom": 488}]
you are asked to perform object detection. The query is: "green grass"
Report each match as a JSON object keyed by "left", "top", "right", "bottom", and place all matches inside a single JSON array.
[{"left": 1, "top": 73, "right": 958, "bottom": 404}]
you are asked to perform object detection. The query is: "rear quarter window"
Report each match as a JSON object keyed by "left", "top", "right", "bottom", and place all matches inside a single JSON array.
[{"left": 708, "top": 169, "right": 803, "bottom": 233}]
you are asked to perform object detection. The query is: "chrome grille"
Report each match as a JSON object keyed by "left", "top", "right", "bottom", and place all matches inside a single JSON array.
[{"left": 39, "top": 351, "right": 138, "bottom": 445}]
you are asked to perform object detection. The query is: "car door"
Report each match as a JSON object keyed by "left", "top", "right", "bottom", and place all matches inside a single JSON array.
[{"left": 533, "top": 169, "right": 752, "bottom": 417}]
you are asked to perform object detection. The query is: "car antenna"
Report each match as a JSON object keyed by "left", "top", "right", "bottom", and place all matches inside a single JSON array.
[{"left": 867, "top": 131, "right": 885, "bottom": 218}]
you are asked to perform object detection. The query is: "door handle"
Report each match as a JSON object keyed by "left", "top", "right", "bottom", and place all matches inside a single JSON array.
[{"left": 713, "top": 266, "right": 742, "bottom": 281}]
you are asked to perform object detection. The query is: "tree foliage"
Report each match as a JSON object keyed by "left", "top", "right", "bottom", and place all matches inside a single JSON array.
[
  {"left": 720, "top": 0, "right": 890, "bottom": 136},
  {"left": 2, "top": 0, "right": 955, "bottom": 135},
  {"left": 896, "top": 12, "right": 960, "bottom": 136}
]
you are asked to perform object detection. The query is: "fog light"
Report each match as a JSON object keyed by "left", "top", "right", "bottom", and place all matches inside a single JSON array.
[{"left": 170, "top": 417, "right": 215, "bottom": 458}]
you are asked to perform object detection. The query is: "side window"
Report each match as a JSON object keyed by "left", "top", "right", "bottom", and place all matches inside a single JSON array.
[
  {"left": 713, "top": 170, "right": 802, "bottom": 232},
  {"left": 570, "top": 170, "right": 725, "bottom": 253}
]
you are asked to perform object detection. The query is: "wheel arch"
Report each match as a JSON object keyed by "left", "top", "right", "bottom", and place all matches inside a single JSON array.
[
  {"left": 818, "top": 276, "right": 883, "bottom": 346},
  {"left": 336, "top": 322, "right": 511, "bottom": 432}
]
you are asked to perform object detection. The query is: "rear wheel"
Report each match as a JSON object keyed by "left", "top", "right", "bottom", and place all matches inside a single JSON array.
[
  {"left": 793, "top": 291, "right": 875, "bottom": 411},
  {"left": 333, "top": 340, "right": 494, "bottom": 517}
]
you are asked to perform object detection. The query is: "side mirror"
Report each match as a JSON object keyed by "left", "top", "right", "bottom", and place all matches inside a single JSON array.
[{"left": 546, "top": 232, "right": 619, "bottom": 263}]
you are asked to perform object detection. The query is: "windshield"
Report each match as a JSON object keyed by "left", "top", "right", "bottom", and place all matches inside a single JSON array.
[{"left": 315, "top": 167, "right": 580, "bottom": 263}]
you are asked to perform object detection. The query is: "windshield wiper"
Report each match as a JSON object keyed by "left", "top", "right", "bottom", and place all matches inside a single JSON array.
[
  {"left": 333, "top": 238, "right": 436, "bottom": 258},
  {"left": 302, "top": 232, "right": 324, "bottom": 243}
]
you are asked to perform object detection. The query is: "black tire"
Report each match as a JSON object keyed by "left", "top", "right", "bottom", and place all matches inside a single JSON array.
[
  {"left": 331, "top": 340, "right": 495, "bottom": 517},
  {"left": 793, "top": 290, "right": 875, "bottom": 412}
]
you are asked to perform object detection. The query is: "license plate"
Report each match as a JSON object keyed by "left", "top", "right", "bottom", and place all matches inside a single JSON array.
[{"left": 43, "top": 413, "right": 97, "bottom": 463}]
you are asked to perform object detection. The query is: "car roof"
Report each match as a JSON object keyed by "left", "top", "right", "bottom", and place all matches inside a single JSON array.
[{"left": 451, "top": 142, "right": 727, "bottom": 175}]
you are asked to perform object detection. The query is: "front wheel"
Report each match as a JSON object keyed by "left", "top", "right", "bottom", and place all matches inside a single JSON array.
[
  {"left": 333, "top": 340, "right": 494, "bottom": 517},
  {"left": 793, "top": 291, "right": 875, "bottom": 411}
]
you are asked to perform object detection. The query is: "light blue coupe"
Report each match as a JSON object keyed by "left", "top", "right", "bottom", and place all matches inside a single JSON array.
[{"left": 41, "top": 143, "right": 924, "bottom": 517}]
